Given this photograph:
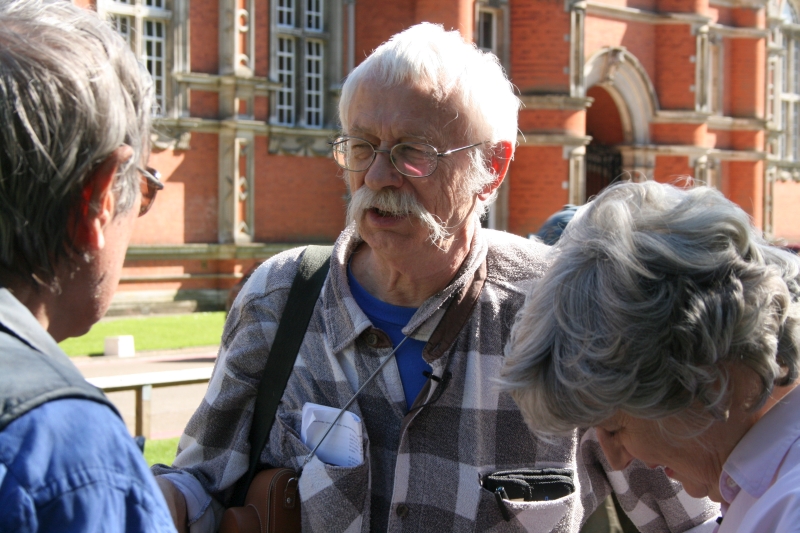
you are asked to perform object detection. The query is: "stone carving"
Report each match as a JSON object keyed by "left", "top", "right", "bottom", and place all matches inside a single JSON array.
[
  {"left": 151, "top": 128, "right": 192, "bottom": 151},
  {"left": 268, "top": 132, "right": 333, "bottom": 157},
  {"left": 600, "top": 47, "right": 627, "bottom": 85}
]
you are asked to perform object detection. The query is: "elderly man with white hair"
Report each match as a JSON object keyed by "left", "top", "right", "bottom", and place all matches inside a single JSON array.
[
  {"left": 154, "top": 24, "right": 718, "bottom": 533},
  {"left": 0, "top": 1, "right": 173, "bottom": 531}
]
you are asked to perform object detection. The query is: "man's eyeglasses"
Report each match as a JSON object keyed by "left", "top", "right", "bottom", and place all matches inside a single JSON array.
[
  {"left": 329, "top": 136, "right": 485, "bottom": 178},
  {"left": 137, "top": 166, "right": 164, "bottom": 217}
]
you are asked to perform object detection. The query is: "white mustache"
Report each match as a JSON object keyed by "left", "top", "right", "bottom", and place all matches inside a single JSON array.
[{"left": 347, "top": 187, "right": 450, "bottom": 244}]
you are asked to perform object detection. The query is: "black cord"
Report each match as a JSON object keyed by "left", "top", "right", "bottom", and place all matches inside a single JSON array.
[{"left": 408, "top": 371, "right": 452, "bottom": 415}]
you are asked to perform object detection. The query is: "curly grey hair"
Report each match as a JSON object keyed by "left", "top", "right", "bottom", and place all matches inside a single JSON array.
[
  {"left": 0, "top": 0, "right": 153, "bottom": 288},
  {"left": 499, "top": 181, "right": 800, "bottom": 436}
]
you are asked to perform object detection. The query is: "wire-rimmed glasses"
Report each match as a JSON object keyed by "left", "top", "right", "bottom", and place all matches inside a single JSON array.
[
  {"left": 329, "top": 136, "right": 485, "bottom": 178},
  {"left": 137, "top": 166, "right": 164, "bottom": 217}
]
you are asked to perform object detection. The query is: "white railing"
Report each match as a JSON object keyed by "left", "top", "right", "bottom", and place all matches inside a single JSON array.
[{"left": 87, "top": 367, "right": 212, "bottom": 438}]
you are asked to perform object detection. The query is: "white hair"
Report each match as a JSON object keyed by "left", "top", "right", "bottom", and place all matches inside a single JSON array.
[
  {"left": 499, "top": 181, "right": 800, "bottom": 437},
  {"left": 338, "top": 23, "right": 519, "bottom": 216}
]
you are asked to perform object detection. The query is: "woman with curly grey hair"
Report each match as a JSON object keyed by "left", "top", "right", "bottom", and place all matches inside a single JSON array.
[{"left": 500, "top": 181, "right": 800, "bottom": 532}]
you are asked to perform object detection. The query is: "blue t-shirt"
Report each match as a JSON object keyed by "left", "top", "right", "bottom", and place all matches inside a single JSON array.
[
  {"left": 348, "top": 269, "right": 432, "bottom": 410},
  {"left": 0, "top": 398, "right": 176, "bottom": 532}
]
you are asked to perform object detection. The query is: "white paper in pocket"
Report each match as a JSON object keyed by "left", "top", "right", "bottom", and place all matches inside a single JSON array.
[{"left": 300, "top": 402, "right": 363, "bottom": 467}]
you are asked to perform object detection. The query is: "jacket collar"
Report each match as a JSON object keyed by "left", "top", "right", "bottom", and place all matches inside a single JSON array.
[{"left": 0, "top": 287, "right": 63, "bottom": 358}]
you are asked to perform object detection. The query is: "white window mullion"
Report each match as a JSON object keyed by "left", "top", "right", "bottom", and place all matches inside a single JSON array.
[
  {"left": 277, "top": 0, "right": 294, "bottom": 28},
  {"left": 305, "top": 39, "right": 323, "bottom": 127},
  {"left": 277, "top": 36, "right": 296, "bottom": 126},
  {"left": 110, "top": 14, "right": 133, "bottom": 44},
  {"left": 305, "top": 0, "right": 322, "bottom": 32},
  {"left": 143, "top": 19, "right": 166, "bottom": 116}
]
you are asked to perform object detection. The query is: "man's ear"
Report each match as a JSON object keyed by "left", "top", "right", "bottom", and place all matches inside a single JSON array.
[
  {"left": 478, "top": 141, "right": 513, "bottom": 201},
  {"left": 70, "top": 145, "right": 134, "bottom": 252}
]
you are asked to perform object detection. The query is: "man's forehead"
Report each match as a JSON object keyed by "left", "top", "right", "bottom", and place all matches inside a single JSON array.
[{"left": 344, "top": 81, "right": 467, "bottom": 143}]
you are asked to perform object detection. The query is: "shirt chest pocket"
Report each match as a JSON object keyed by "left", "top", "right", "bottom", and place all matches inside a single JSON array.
[{"left": 474, "top": 470, "right": 578, "bottom": 532}]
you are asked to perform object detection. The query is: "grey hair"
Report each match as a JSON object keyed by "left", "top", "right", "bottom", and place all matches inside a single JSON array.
[
  {"left": 339, "top": 23, "right": 517, "bottom": 214},
  {"left": 0, "top": 0, "right": 153, "bottom": 288},
  {"left": 499, "top": 181, "right": 800, "bottom": 437}
]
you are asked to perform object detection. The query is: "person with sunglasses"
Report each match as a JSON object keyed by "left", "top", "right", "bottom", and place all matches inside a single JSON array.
[
  {"left": 0, "top": 1, "right": 173, "bottom": 531},
  {"left": 154, "top": 24, "right": 716, "bottom": 533}
]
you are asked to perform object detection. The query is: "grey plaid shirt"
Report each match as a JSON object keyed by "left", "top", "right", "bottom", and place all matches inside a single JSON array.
[{"left": 154, "top": 223, "right": 718, "bottom": 532}]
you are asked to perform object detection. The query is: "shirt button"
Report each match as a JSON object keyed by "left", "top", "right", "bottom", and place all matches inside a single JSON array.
[
  {"left": 365, "top": 333, "right": 378, "bottom": 346},
  {"left": 726, "top": 477, "right": 738, "bottom": 488},
  {"left": 396, "top": 504, "right": 409, "bottom": 517}
]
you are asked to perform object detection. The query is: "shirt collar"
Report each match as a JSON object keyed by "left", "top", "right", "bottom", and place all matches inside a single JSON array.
[
  {"left": 324, "top": 220, "right": 488, "bottom": 353},
  {"left": 721, "top": 384, "right": 800, "bottom": 500}
]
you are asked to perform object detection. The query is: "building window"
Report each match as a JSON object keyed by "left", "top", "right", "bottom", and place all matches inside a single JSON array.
[
  {"left": 477, "top": 9, "right": 496, "bottom": 53},
  {"left": 305, "top": 40, "right": 324, "bottom": 127},
  {"left": 144, "top": 20, "right": 166, "bottom": 114},
  {"left": 778, "top": 2, "right": 800, "bottom": 161},
  {"left": 270, "top": 0, "right": 328, "bottom": 128},
  {"left": 277, "top": 0, "right": 294, "bottom": 27},
  {"left": 101, "top": 0, "right": 172, "bottom": 117},
  {"left": 276, "top": 37, "right": 296, "bottom": 125},
  {"left": 306, "top": 0, "right": 323, "bottom": 31}
]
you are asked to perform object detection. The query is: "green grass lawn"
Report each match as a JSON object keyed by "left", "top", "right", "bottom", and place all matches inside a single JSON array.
[
  {"left": 59, "top": 312, "right": 226, "bottom": 356},
  {"left": 144, "top": 437, "right": 181, "bottom": 467}
]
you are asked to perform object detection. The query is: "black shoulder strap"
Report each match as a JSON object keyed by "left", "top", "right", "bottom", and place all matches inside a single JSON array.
[{"left": 230, "top": 245, "right": 333, "bottom": 507}]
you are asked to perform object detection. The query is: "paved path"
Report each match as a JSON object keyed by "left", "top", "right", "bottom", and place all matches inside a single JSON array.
[{"left": 73, "top": 346, "right": 218, "bottom": 441}]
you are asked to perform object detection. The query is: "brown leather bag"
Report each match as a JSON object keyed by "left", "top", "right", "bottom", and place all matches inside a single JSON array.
[{"left": 219, "top": 468, "right": 300, "bottom": 533}]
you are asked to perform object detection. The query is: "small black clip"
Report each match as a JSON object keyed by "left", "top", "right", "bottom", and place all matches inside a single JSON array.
[
  {"left": 422, "top": 370, "right": 442, "bottom": 382},
  {"left": 494, "top": 486, "right": 512, "bottom": 522}
]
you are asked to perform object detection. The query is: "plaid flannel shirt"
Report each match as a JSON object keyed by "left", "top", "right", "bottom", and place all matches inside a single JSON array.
[{"left": 154, "top": 222, "right": 718, "bottom": 532}]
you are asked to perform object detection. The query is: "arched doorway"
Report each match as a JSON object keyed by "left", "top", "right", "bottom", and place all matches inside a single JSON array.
[{"left": 585, "top": 85, "right": 625, "bottom": 199}]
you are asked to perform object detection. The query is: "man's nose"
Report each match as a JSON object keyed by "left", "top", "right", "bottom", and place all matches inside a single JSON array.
[
  {"left": 595, "top": 428, "right": 634, "bottom": 471},
  {"left": 364, "top": 149, "right": 403, "bottom": 190}
]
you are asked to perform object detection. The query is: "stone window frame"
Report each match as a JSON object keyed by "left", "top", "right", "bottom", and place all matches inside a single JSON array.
[
  {"left": 99, "top": 0, "right": 190, "bottom": 120},
  {"left": 269, "top": 0, "right": 339, "bottom": 130}
]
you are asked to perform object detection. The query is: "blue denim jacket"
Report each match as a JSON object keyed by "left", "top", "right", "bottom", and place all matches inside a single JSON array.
[
  {"left": 0, "top": 288, "right": 176, "bottom": 532},
  {"left": 0, "top": 399, "right": 177, "bottom": 532}
]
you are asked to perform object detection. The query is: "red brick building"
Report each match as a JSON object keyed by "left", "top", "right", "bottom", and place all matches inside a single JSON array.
[{"left": 81, "top": 0, "right": 800, "bottom": 313}]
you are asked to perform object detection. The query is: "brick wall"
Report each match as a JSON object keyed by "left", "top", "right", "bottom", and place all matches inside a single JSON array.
[
  {"left": 519, "top": 110, "right": 585, "bottom": 136},
  {"left": 651, "top": 123, "right": 707, "bottom": 145},
  {"left": 354, "top": 2, "right": 415, "bottom": 65},
  {"left": 190, "top": 91, "right": 220, "bottom": 119},
  {"left": 191, "top": 0, "right": 219, "bottom": 73},
  {"left": 510, "top": 0, "right": 570, "bottom": 93},
  {"left": 655, "top": 24, "right": 696, "bottom": 110},
  {"left": 132, "top": 133, "right": 220, "bottom": 245},
  {"left": 724, "top": 160, "right": 764, "bottom": 225},
  {"left": 730, "top": 38, "right": 765, "bottom": 118},
  {"left": 653, "top": 155, "right": 693, "bottom": 183},
  {"left": 585, "top": 18, "right": 656, "bottom": 85},
  {"left": 253, "top": 138, "right": 347, "bottom": 242},
  {"left": 507, "top": 146, "right": 570, "bottom": 235}
]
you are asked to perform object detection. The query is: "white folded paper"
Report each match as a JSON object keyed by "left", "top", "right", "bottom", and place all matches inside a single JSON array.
[{"left": 300, "top": 402, "right": 363, "bottom": 467}]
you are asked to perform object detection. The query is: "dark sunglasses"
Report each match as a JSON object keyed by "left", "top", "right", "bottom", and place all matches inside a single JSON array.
[{"left": 137, "top": 166, "right": 164, "bottom": 216}]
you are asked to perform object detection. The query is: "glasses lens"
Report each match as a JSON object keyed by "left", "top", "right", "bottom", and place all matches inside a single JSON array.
[
  {"left": 332, "top": 137, "right": 375, "bottom": 171},
  {"left": 139, "top": 167, "right": 160, "bottom": 216},
  {"left": 391, "top": 143, "right": 438, "bottom": 177}
]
